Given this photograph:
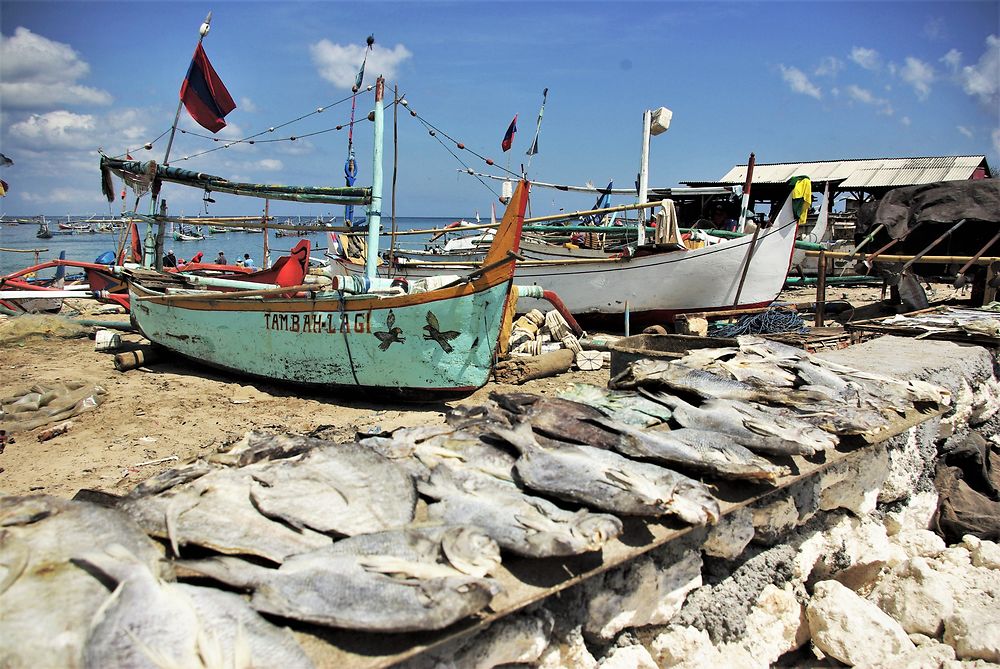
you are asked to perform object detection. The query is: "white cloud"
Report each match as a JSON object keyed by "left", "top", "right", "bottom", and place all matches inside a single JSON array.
[
  {"left": 923, "top": 17, "right": 945, "bottom": 41},
  {"left": 830, "top": 87, "right": 840, "bottom": 97},
  {"left": 779, "top": 65, "right": 821, "bottom": 99},
  {"left": 240, "top": 97, "right": 258, "bottom": 113},
  {"left": 309, "top": 41, "right": 412, "bottom": 90},
  {"left": 850, "top": 46, "right": 881, "bottom": 71},
  {"left": 814, "top": 56, "right": 843, "bottom": 77},
  {"left": 0, "top": 27, "right": 112, "bottom": 110},
  {"left": 993, "top": 128, "right": 1000, "bottom": 157},
  {"left": 20, "top": 186, "right": 106, "bottom": 204},
  {"left": 9, "top": 110, "right": 97, "bottom": 150},
  {"left": 846, "top": 84, "right": 894, "bottom": 115},
  {"left": 0, "top": 82, "right": 112, "bottom": 109},
  {"left": 901, "top": 116, "right": 911, "bottom": 126},
  {"left": 957, "top": 125, "right": 974, "bottom": 139},
  {"left": 941, "top": 49, "right": 962, "bottom": 74},
  {"left": 960, "top": 34, "right": 1000, "bottom": 108},
  {"left": 255, "top": 158, "right": 283, "bottom": 171},
  {"left": 900, "top": 57, "right": 934, "bottom": 100}
]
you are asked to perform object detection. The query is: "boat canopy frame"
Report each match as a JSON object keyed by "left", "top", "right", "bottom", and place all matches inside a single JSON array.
[{"left": 100, "top": 156, "right": 372, "bottom": 206}]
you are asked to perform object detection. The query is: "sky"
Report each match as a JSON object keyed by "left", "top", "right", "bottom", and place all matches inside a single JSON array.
[{"left": 0, "top": 1, "right": 997, "bottom": 217}]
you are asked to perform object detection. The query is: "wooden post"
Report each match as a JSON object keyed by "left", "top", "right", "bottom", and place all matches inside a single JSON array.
[
  {"left": 815, "top": 250, "right": 827, "bottom": 327},
  {"left": 262, "top": 199, "right": 270, "bottom": 268}
]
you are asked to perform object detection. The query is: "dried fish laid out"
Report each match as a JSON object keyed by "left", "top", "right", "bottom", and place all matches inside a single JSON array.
[
  {"left": 121, "top": 433, "right": 417, "bottom": 562},
  {"left": 490, "top": 390, "right": 793, "bottom": 481},
  {"left": 611, "top": 336, "right": 951, "bottom": 438},
  {"left": 420, "top": 460, "right": 624, "bottom": 558},
  {"left": 492, "top": 421, "right": 721, "bottom": 525},
  {"left": 180, "top": 526, "right": 502, "bottom": 633},
  {"left": 0, "top": 496, "right": 166, "bottom": 669},
  {"left": 558, "top": 383, "right": 673, "bottom": 427},
  {"left": 361, "top": 421, "right": 626, "bottom": 558},
  {"left": 79, "top": 544, "right": 312, "bottom": 669}
]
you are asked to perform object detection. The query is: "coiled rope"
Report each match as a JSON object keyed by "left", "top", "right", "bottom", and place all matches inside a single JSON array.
[{"left": 711, "top": 308, "right": 806, "bottom": 338}]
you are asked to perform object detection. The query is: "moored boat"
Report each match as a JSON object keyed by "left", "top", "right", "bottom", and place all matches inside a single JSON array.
[
  {"left": 114, "top": 77, "right": 531, "bottom": 395},
  {"left": 334, "top": 190, "right": 799, "bottom": 327}
]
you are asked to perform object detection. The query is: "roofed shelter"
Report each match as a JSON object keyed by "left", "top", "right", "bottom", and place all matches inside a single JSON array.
[{"left": 683, "top": 155, "right": 991, "bottom": 208}]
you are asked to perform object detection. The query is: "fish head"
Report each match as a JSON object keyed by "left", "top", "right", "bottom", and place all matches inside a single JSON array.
[
  {"left": 668, "top": 480, "right": 721, "bottom": 526},
  {"left": 571, "top": 513, "right": 624, "bottom": 550},
  {"left": 440, "top": 527, "right": 501, "bottom": 578}
]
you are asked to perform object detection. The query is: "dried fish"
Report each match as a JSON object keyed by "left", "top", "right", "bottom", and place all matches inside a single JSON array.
[
  {"left": 0, "top": 496, "right": 165, "bottom": 669},
  {"left": 421, "top": 466, "right": 623, "bottom": 557},
  {"left": 79, "top": 544, "right": 312, "bottom": 669},
  {"left": 179, "top": 526, "right": 501, "bottom": 632},
  {"left": 492, "top": 421, "right": 719, "bottom": 524},
  {"left": 590, "top": 417, "right": 790, "bottom": 482},
  {"left": 121, "top": 467, "right": 332, "bottom": 563},
  {"left": 492, "top": 393, "right": 622, "bottom": 449},
  {"left": 611, "top": 359, "right": 825, "bottom": 407},
  {"left": 247, "top": 441, "right": 417, "bottom": 536},
  {"left": 644, "top": 391, "right": 837, "bottom": 456},
  {"left": 557, "top": 384, "right": 672, "bottom": 427}
]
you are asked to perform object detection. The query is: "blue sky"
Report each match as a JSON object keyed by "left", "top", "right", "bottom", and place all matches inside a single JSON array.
[{"left": 1, "top": 1, "right": 997, "bottom": 217}]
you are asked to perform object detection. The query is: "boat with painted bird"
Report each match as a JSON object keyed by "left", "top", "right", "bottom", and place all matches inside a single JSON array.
[{"left": 107, "top": 77, "right": 530, "bottom": 395}]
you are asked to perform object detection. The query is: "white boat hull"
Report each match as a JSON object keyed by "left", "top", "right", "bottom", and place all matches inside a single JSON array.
[{"left": 338, "top": 194, "right": 799, "bottom": 324}]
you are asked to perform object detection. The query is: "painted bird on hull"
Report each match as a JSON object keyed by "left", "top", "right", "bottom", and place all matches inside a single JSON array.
[
  {"left": 374, "top": 311, "right": 405, "bottom": 351},
  {"left": 423, "top": 311, "right": 460, "bottom": 353}
]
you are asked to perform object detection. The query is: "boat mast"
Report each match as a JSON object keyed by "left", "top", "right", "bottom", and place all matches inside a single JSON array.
[
  {"left": 365, "top": 76, "right": 385, "bottom": 280},
  {"left": 345, "top": 36, "right": 374, "bottom": 227},
  {"left": 637, "top": 108, "right": 651, "bottom": 246},
  {"left": 144, "top": 12, "right": 213, "bottom": 270}
]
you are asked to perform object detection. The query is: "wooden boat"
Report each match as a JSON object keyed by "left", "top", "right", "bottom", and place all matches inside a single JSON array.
[
  {"left": 0, "top": 252, "right": 69, "bottom": 313},
  {"left": 117, "top": 77, "right": 529, "bottom": 395},
  {"left": 173, "top": 227, "right": 205, "bottom": 241},
  {"left": 334, "top": 191, "right": 799, "bottom": 327},
  {"left": 36, "top": 221, "right": 52, "bottom": 239}
]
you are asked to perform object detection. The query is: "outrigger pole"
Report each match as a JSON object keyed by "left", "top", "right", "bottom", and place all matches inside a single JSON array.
[{"left": 146, "top": 11, "right": 213, "bottom": 270}]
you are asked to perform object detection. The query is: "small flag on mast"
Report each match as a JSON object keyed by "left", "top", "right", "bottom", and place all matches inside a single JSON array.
[
  {"left": 526, "top": 87, "right": 547, "bottom": 157},
  {"left": 180, "top": 43, "right": 236, "bottom": 133},
  {"left": 501, "top": 115, "right": 517, "bottom": 152}
]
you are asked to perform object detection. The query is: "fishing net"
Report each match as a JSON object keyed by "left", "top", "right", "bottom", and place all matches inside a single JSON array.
[
  {"left": 0, "top": 314, "right": 90, "bottom": 345},
  {"left": 710, "top": 308, "right": 806, "bottom": 338},
  {"left": 0, "top": 381, "right": 107, "bottom": 434}
]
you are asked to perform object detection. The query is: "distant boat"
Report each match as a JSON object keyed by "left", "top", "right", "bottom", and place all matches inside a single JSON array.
[{"left": 36, "top": 221, "right": 52, "bottom": 239}]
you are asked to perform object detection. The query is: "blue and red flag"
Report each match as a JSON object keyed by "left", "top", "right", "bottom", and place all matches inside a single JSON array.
[
  {"left": 180, "top": 43, "right": 236, "bottom": 133},
  {"left": 501, "top": 114, "right": 517, "bottom": 152}
]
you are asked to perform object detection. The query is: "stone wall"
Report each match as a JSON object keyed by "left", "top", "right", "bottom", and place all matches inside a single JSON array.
[{"left": 400, "top": 338, "right": 1000, "bottom": 669}]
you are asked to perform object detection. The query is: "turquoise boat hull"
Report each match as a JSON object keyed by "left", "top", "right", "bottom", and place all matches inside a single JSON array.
[
  {"left": 127, "top": 180, "right": 531, "bottom": 396},
  {"left": 129, "top": 281, "right": 512, "bottom": 394}
]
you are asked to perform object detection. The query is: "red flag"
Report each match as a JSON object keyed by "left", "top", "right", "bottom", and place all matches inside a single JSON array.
[
  {"left": 180, "top": 43, "right": 236, "bottom": 133},
  {"left": 501, "top": 114, "right": 517, "bottom": 152}
]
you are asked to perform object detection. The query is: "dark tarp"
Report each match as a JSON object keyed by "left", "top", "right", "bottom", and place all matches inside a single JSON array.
[
  {"left": 856, "top": 179, "right": 1000, "bottom": 240},
  {"left": 933, "top": 430, "right": 1000, "bottom": 543}
]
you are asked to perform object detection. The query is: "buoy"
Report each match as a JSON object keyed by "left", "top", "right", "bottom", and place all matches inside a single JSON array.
[{"left": 575, "top": 350, "right": 603, "bottom": 371}]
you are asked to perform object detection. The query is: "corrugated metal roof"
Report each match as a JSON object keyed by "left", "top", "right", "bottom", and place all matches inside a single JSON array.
[{"left": 708, "top": 156, "right": 987, "bottom": 187}]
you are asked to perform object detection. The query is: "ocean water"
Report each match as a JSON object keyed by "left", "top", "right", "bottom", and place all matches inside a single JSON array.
[{"left": 0, "top": 216, "right": 463, "bottom": 276}]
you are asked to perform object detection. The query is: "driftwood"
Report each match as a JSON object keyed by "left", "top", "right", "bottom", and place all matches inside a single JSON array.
[
  {"left": 114, "top": 346, "right": 162, "bottom": 372},
  {"left": 494, "top": 349, "right": 574, "bottom": 385}
]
